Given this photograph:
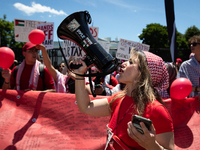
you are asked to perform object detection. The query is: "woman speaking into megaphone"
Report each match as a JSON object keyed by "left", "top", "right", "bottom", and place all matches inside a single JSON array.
[{"left": 72, "top": 48, "right": 174, "bottom": 150}]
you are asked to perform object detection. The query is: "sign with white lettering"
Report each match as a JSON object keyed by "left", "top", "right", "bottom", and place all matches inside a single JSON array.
[
  {"left": 14, "top": 19, "right": 46, "bottom": 42},
  {"left": 62, "top": 40, "right": 111, "bottom": 60},
  {"left": 37, "top": 22, "right": 54, "bottom": 49},
  {"left": 63, "top": 40, "right": 86, "bottom": 60},
  {"left": 116, "top": 38, "right": 150, "bottom": 60}
]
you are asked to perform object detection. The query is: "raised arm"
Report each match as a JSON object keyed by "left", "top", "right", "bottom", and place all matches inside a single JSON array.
[
  {"left": 72, "top": 58, "right": 111, "bottom": 117},
  {"left": 36, "top": 44, "right": 57, "bottom": 82}
]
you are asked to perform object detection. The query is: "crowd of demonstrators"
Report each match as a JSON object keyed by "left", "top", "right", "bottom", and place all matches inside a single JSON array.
[
  {"left": 72, "top": 48, "right": 174, "bottom": 150},
  {"left": 1, "top": 42, "right": 55, "bottom": 92},
  {"left": 40, "top": 44, "right": 91, "bottom": 94},
  {"left": 177, "top": 35, "right": 200, "bottom": 97},
  {"left": 91, "top": 66, "right": 119, "bottom": 96}
]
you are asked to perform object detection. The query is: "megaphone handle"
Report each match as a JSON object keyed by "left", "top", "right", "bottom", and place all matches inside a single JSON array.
[
  {"left": 69, "top": 56, "right": 93, "bottom": 69},
  {"left": 70, "top": 63, "right": 82, "bottom": 69}
]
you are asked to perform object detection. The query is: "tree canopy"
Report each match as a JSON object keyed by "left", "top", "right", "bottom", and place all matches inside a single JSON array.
[
  {"left": 138, "top": 23, "right": 199, "bottom": 49},
  {"left": 0, "top": 15, "right": 24, "bottom": 48},
  {"left": 184, "top": 25, "right": 200, "bottom": 42},
  {"left": 139, "top": 23, "right": 169, "bottom": 48}
]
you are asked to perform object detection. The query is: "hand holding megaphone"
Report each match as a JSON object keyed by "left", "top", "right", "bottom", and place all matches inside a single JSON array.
[
  {"left": 69, "top": 56, "right": 93, "bottom": 69},
  {"left": 29, "top": 29, "right": 45, "bottom": 44}
]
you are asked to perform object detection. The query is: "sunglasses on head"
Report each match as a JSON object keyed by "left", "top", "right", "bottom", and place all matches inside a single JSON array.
[{"left": 189, "top": 42, "right": 200, "bottom": 47}]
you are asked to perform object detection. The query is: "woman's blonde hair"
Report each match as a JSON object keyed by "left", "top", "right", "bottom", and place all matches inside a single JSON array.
[{"left": 110, "top": 48, "right": 163, "bottom": 115}]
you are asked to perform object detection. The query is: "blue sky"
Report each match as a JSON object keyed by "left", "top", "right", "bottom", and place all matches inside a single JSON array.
[{"left": 1, "top": 0, "right": 200, "bottom": 43}]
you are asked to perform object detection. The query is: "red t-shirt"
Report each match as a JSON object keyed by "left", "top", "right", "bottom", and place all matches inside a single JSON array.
[
  {"left": 10, "top": 64, "right": 55, "bottom": 91},
  {"left": 107, "top": 94, "right": 174, "bottom": 149}
]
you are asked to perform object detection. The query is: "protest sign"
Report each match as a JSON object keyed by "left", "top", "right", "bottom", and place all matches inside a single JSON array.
[
  {"left": 62, "top": 40, "right": 110, "bottom": 60},
  {"left": 116, "top": 38, "right": 150, "bottom": 60},
  {"left": 89, "top": 26, "right": 99, "bottom": 41},
  {"left": 37, "top": 22, "right": 54, "bottom": 49},
  {"left": 14, "top": 19, "right": 46, "bottom": 42},
  {"left": 62, "top": 40, "right": 86, "bottom": 60},
  {"left": 98, "top": 40, "right": 110, "bottom": 53}
]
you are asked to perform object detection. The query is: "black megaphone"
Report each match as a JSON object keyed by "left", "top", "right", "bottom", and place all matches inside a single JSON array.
[{"left": 57, "top": 10, "right": 117, "bottom": 74}]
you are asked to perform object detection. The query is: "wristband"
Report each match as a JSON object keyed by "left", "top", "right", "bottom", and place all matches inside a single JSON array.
[
  {"left": 4, "top": 81, "right": 10, "bottom": 84},
  {"left": 75, "top": 78, "right": 85, "bottom": 80}
]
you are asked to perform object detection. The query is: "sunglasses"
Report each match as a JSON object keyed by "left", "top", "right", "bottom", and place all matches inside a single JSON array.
[
  {"left": 26, "top": 48, "right": 39, "bottom": 53},
  {"left": 189, "top": 42, "right": 200, "bottom": 47}
]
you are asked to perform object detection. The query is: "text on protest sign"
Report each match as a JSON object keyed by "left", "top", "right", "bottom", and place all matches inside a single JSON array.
[
  {"left": 89, "top": 27, "right": 99, "bottom": 41},
  {"left": 14, "top": 19, "right": 46, "bottom": 42},
  {"left": 37, "top": 22, "right": 54, "bottom": 49},
  {"left": 63, "top": 40, "right": 86, "bottom": 60},
  {"left": 116, "top": 38, "right": 150, "bottom": 60}
]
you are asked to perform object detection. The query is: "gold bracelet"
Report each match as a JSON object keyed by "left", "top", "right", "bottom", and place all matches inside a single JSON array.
[
  {"left": 75, "top": 78, "right": 85, "bottom": 80},
  {"left": 4, "top": 81, "right": 10, "bottom": 84}
]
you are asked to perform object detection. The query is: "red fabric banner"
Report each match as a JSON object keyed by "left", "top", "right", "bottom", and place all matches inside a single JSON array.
[{"left": 0, "top": 89, "right": 200, "bottom": 150}]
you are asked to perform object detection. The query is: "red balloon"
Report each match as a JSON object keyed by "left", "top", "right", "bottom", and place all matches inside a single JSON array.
[
  {"left": 28, "top": 29, "right": 45, "bottom": 45},
  {"left": 170, "top": 78, "right": 192, "bottom": 99},
  {"left": 0, "top": 47, "right": 15, "bottom": 69}
]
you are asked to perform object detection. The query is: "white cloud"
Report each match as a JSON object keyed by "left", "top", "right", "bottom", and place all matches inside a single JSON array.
[
  {"left": 103, "top": 0, "right": 132, "bottom": 8},
  {"left": 13, "top": 2, "right": 67, "bottom": 16}
]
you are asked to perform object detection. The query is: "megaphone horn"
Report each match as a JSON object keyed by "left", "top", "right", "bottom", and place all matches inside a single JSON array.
[{"left": 57, "top": 11, "right": 117, "bottom": 73}]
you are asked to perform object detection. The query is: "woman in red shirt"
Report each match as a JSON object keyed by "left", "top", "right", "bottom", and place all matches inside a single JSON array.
[{"left": 72, "top": 48, "right": 174, "bottom": 150}]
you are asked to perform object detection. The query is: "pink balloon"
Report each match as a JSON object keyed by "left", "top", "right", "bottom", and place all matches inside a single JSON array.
[
  {"left": 170, "top": 78, "right": 192, "bottom": 99},
  {"left": 0, "top": 47, "right": 15, "bottom": 69},
  {"left": 28, "top": 29, "right": 45, "bottom": 45}
]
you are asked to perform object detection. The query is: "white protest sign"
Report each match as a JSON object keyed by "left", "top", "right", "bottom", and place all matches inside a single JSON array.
[
  {"left": 89, "top": 27, "right": 99, "bottom": 41},
  {"left": 37, "top": 22, "right": 54, "bottom": 49},
  {"left": 62, "top": 39, "right": 111, "bottom": 60},
  {"left": 116, "top": 38, "right": 150, "bottom": 60},
  {"left": 98, "top": 40, "right": 110, "bottom": 53},
  {"left": 62, "top": 40, "right": 86, "bottom": 60},
  {"left": 14, "top": 19, "right": 46, "bottom": 42}
]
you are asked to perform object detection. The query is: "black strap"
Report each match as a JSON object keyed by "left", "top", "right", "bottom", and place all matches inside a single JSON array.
[
  {"left": 13, "top": 65, "right": 20, "bottom": 79},
  {"left": 39, "top": 63, "right": 46, "bottom": 90},
  {"left": 57, "top": 40, "right": 118, "bottom": 97}
]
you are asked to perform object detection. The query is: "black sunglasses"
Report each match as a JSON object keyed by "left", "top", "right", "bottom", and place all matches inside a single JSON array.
[{"left": 189, "top": 42, "right": 200, "bottom": 47}]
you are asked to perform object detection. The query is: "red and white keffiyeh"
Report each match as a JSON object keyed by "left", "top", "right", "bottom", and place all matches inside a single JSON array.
[
  {"left": 143, "top": 51, "right": 169, "bottom": 91},
  {"left": 55, "top": 70, "right": 70, "bottom": 93},
  {"left": 16, "top": 60, "right": 41, "bottom": 90}
]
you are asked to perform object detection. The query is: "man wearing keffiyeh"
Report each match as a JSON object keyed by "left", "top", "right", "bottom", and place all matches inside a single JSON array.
[{"left": 2, "top": 42, "right": 55, "bottom": 92}]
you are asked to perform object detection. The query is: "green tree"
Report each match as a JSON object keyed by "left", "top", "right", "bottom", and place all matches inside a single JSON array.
[
  {"left": 139, "top": 23, "right": 169, "bottom": 48},
  {"left": 0, "top": 14, "right": 24, "bottom": 48},
  {"left": 139, "top": 23, "right": 188, "bottom": 49},
  {"left": 184, "top": 25, "right": 200, "bottom": 42},
  {"left": 176, "top": 31, "right": 188, "bottom": 49}
]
